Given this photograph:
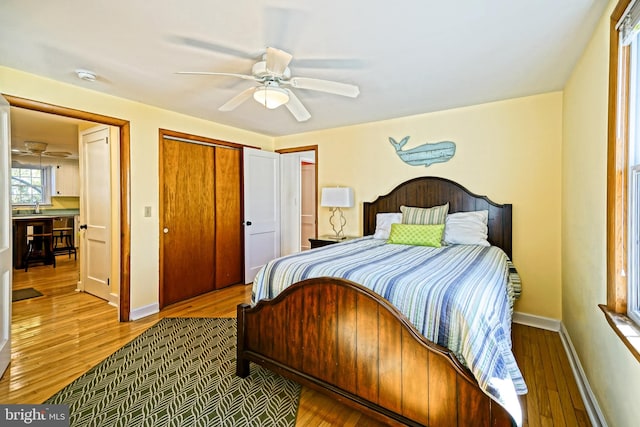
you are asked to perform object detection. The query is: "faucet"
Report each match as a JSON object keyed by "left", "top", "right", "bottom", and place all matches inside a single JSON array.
[{"left": 34, "top": 200, "right": 40, "bottom": 214}]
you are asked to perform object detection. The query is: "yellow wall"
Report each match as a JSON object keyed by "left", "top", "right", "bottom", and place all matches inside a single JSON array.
[
  {"left": 1, "top": 66, "right": 273, "bottom": 311},
  {"left": 1, "top": 65, "right": 565, "bottom": 321},
  {"left": 275, "top": 92, "right": 563, "bottom": 318},
  {"left": 49, "top": 197, "right": 79, "bottom": 210},
  {"left": 563, "top": 1, "right": 640, "bottom": 425}
]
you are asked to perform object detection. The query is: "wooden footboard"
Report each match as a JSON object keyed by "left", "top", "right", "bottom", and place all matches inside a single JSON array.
[{"left": 236, "top": 277, "right": 515, "bottom": 427}]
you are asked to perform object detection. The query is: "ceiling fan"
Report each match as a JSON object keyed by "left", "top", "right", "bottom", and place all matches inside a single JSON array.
[
  {"left": 177, "top": 47, "right": 360, "bottom": 122},
  {"left": 12, "top": 142, "right": 73, "bottom": 158}
]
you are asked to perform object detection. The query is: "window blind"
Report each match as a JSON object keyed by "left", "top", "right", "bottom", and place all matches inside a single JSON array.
[{"left": 618, "top": 0, "right": 640, "bottom": 45}]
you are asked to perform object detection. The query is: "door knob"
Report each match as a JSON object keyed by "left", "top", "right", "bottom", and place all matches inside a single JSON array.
[{"left": 163, "top": 228, "right": 169, "bottom": 234}]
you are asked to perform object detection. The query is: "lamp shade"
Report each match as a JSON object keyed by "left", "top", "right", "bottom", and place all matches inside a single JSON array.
[
  {"left": 321, "top": 187, "right": 354, "bottom": 208},
  {"left": 253, "top": 86, "right": 289, "bottom": 109}
]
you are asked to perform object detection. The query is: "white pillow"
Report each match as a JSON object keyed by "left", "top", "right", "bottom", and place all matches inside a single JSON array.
[
  {"left": 443, "top": 210, "right": 490, "bottom": 246},
  {"left": 373, "top": 213, "right": 402, "bottom": 239}
]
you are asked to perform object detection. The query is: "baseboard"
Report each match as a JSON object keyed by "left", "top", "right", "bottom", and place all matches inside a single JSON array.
[
  {"left": 559, "top": 324, "right": 608, "bottom": 427},
  {"left": 130, "top": 303, "right": 159, "bottom": 321},
  {"left": 108, "top": 292, "right": 119, "bottom": 308},
  {"left": 512, "top": 311, "right": 561, "bottom": 331}
]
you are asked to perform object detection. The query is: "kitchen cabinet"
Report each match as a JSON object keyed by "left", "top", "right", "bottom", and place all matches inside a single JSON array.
[{"left": 52, "top": 162, "right": 79, "bottom": 197}]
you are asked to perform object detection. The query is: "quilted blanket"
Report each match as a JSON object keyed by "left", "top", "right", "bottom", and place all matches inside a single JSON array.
[{"left": 252, "top": 237, "right": 527, "bottom": 424}]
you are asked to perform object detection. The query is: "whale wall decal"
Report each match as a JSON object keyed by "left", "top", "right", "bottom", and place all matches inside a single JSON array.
[{"left": 389, "top": 136, "right": 456, "bottom": 167}]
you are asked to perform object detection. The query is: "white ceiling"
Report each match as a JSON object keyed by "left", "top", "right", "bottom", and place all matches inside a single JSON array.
[{"left": 0, "top": 0, "right": 608, "bottom": 139}]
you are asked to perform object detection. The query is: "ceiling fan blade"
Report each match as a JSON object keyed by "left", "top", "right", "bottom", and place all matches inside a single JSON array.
[
  {"left": 284, "top": 89, "right": 311, "bottom": 122},
  {"left": 293, "top": 58, "right": 366, "bottom": 69},
  {"left": 266, "top": 47, "right": 293, "bottom": 76},
  {"left": 176, "top": 71, "right": 257, "bottom": 81},
  {"left": 219, "top": 87, "right": 256, "bottom": 111},
  {"left": 169, "top": 36, "right": 261, "bottom": 60},
  {"left": 288, "top": 77, "right": 360, "bottom": 98}
]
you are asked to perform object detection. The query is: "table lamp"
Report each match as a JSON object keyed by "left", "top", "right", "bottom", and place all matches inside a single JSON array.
[{"left": 320, "top": 187, "right": 354, "bottom": 240}]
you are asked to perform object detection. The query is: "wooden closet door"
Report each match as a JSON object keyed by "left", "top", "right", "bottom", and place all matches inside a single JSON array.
[
  {"left": 160, "top": 139, "right": 215, "bottom": 307},
  {"left": 214, "top": 147, "right": 243, "bottom": 288}
]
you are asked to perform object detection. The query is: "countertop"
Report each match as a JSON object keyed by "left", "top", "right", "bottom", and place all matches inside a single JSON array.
[{"left": 12, "top": 209, "right": 79, "bottom": 220}]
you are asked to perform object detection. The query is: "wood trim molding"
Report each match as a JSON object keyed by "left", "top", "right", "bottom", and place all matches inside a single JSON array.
[
  {"left": 607, "top": 0, "right": 632, "bottom": 314},
  {"left": 4, "top": 95, "right": 128, "bottom": 126},
  {"left": 119, "top": 122, "right": 131, "bottom": 322},
  {"left": 603, "top": 0, "right": 640, "bottom": 363},
  {"left": 159, "top": 128, "right": 260, "bottom": 150},
  {"left": 276, "top": 145, "right": 318, "bottom": 154},
  {"left": 3, "top": 94, "right": 132, "bottom": 322},
  {"left": 599, "top": 305, "right": 640, "bottom": 363},
  {"left": 158, "top": 132, "right": 166, "bottom": 310}
]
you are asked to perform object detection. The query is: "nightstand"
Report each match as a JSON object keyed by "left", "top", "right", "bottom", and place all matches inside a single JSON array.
[{"left": 309, "top": 235, "right": 359, "bottom": 249}]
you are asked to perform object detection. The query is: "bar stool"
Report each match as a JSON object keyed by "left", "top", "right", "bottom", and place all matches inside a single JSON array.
[
  {"left": 53, "top": 217, "right": 77, "bottom": 260},
  {"left": 23, "top": 220, "right": 56, "bottom": 272}
]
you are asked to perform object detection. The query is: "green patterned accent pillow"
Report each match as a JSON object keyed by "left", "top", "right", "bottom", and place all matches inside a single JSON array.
[
  {"left": 400, "top": 203, "right": 449, "bottom": 225},
  {"left": 387, "top": 223, "right": 445, "bottom": 247}
]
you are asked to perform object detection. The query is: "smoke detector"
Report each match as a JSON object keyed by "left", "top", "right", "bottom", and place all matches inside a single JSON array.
[{"left": 75, "top": 69, "right": 96, "bottom": 82}]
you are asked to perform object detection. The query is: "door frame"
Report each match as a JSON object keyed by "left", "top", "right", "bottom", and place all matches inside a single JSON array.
[
  {"left": 0, "top": 95, "right": 12, "bottom": 378},
  {"left": 276, "top": 145, "right": 319, "bottom": 241},
  {"left": 3, "top": 94, "right": 132, "bottom": 321}
]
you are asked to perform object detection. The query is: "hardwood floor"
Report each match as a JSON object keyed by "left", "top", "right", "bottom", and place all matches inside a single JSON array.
[
  {"left": 512, "top": 324, "right": 590, "bottom": 427},
  {"left": 2, "top": 255, "right": 590, "bottom": 426}
]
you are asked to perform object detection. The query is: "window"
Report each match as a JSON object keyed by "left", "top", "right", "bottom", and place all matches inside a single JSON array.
[
  {"left": 605, "top": 0, "right": 640, "bottom": 361},
  {"left": 10, "top": 164, "right": 51, "bottom": 205},
  {"left": 625, "top": 13, "right": 640, "bottom": 325},
  {"left": 631, "top": 165, "right": 640, "bottom": 323}
]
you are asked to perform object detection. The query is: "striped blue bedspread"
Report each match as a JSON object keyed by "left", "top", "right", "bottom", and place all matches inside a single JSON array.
[{"left": 252, "top": 237, "right": 527, "bottom": 424}]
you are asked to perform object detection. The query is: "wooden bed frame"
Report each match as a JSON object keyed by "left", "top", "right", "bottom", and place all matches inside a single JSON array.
[{"left": 237, "top": 176, "right": 517, "bottom": 426}]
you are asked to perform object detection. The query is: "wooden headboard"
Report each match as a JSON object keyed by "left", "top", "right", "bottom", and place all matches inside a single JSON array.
[{"left": 363, "top": 176, "right": 513, "bottom": 259}]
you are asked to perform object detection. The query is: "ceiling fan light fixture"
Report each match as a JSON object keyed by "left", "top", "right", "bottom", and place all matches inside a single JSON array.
[
  {"left": 178, "top": 46, "right": 357, "bottom": 121},
  {"left": 24, "top": 141, "right": 48, "bottom": 154},
  {"left": 253, "top": 86, "right": 289, "bottom": 109}
]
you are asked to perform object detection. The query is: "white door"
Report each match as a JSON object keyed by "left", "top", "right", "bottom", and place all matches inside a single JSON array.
[
  {"left": 243, "top": 147, "right": 280, "bottom": 283},
  {"left": 0, "top": 96, "right": 12, "bottom": 377},
  {"left": 300, "top": 160, "right": 316, "bottom": 250},
  {"left": 280, "top": 151, "right": 316, "bottom": 255},
  {"left": 279, "top": 153, "right": 300, "bottom": 256},
  {"left": 80, "top": 126, "right": 111, "bottom": 301}
]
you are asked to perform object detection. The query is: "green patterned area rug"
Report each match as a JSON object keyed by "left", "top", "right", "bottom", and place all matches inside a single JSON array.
[{"left": 46, "top": 317, "right": 301, "bottom": 426}]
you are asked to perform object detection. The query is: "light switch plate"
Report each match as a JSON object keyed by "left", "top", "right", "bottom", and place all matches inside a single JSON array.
[{"left": 144, "top": 206, "right": 152, "bottom": 217}]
